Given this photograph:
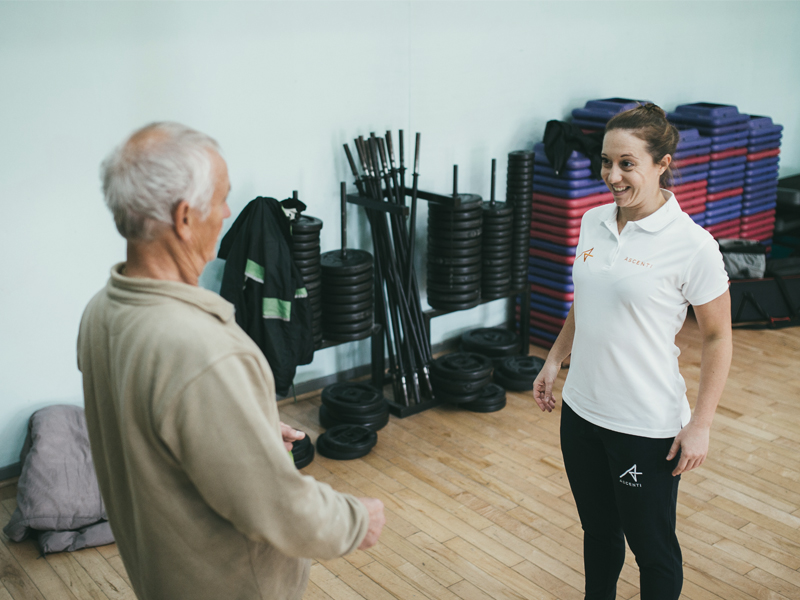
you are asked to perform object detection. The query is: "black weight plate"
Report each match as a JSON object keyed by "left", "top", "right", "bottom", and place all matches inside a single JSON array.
[
  {"left": 483, "top": 217, "right": 515, "bottom": 228},
  {"left": 431, "top": 373, "right": 492, "bottom": 395},
  {"left": 427, "top": 227, "right": 482, "bottom": 240},
  {"left": 322, "top": 325, "right": 376, "bottom": 342},
  {"left": 427, "top": 281, "right": 481, "bottom": 294},
  {"left": 481, "top": 244, "right": 513, "bottom": 256},
  {"left": 483, "top": 202, "right": 514, "bottom": 216},
  {"left": 322, "top": 298, "right": 372, "bottom": 314},
  {"left": 427, "top": 216, "right": 483, "bottom": 231},
  {"left": 303, "top": 268, "right": 322, "bottom": 283},
  {"left": 461, "top": 328, "right": 519, "bottom": 354},
  {"left": 428, "top": 236, "right": 483, "bottom": 250},
  {"left": 319, "top": 405, "right": 389, "bottom": 432},
  {"left": 428, "top": 254, "right": 482, "bottom": 267},
  {"left": 295, "top": 257, "right": 322, "bottom": 270},
  {"left": 323, "top": 289, "right": 373, "bottom": 305},
  {"left": 482, "top": 222, "right": 514, "bottom": 234},
  {"left": 320, "top": 249, "right": 373, "bottom": 276},
  {"left": 292, "top": 240, "right": 321, "bottom": 253},
  {"left": 480, "top": 271, "right": 512, "bottom": 283},
  {"left": 322, "top": 318, "right": 374, "bottom": 334},
  {"left": 427, "top": 297, "right": 481, "bottom": 311},
  {"left": 292, "top": 433, "right": 312, "bottom": 454},
  {"left": 432, "top": 352, "right": 493, "bottom": 381},
  {"left": 291, "top": 232, "right": 321, "bottom": 244},
  {"left": 428, "top": 207, "right": 483, "bottom": 221},
  {"left": 435, "top": 388, "right": 484, "bottom": 405},
  {"left": 305, "top": 277, "right": 322, "bottom": 291},
  {"left": 463, "top": 398, "right": 507, "bottom": 413},
  {"left": 322, "top": 269, "right": 374, "bottom": 286},
  {"left": 299, "top": 263, "right": 322, "bottom": 276},
  {"left": 292, "top": 444, "right": 315, "bottom": 470},
  {"left": 481, "top": 290, "right": 512, "bottom": 301},
  {"left": 323, "top": 280, "right": 372, "bottom": 295},
  {"left": 497, "top": 355, "right": 546, "bottom": 381},
  {"left": 427, "top": 262, "right": 482, "bottom": 276},
  {"left": 508, "top": 150, "right": 534, "bottom": 160},
  {"left": 426, "top": 245, "right": 481, "bottom": 259},
  {"left": 321, "top": 309, "right": 373, "bottom": 324},
  {"left": 506, "top": 179, "right": 533, "bottom": 188},
  {"left": 427, "top": 289, "right": 480, "bottom": 303},
  {"left": 493, "top": 369, "right": 534, "bottom": 392},
  {"left": 291, "top": 215, "right": 324, "bottom": 233},
  {"left": 427, "top": 271, "right": 481, "bottom": 285},
  {"left": 316, "top": 424, "right": 377, "bottom": 460},
  {"left": 482, "top": 259, "right": 513, "bottom": 270},
  {"left": 464, "top": 382, "right": 506, "bottom": 403},
  {"left": 321, "top": 382, "right": 387, "bottom": 415}
]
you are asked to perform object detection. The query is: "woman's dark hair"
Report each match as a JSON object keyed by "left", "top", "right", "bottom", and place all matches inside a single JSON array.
[{"left": 605, "top": 103, "right": 680, "bottom": 187}]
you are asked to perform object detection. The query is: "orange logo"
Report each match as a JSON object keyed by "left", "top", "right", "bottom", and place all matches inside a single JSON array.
[{"left": 579, "top": 247, "right": 594, "bottom": 262}]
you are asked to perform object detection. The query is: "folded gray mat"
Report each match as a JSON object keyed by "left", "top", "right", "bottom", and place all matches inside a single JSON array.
[{"left": 3, "top": 404, "right": 114, "bottom": 553}]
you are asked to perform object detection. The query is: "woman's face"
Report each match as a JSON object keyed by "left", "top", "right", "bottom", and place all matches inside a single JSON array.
[{"left": 601, "top": 129, "right": 668, "bottom": 212}]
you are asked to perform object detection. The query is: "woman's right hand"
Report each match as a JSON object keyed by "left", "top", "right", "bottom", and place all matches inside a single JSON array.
[{"left": 532, "top": 360, "right": 560, "bottom": 412}]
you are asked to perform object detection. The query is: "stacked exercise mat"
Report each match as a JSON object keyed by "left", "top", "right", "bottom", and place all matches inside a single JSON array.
[
  {"left": 669, "top": 127, "right": 711, "bottom": 225},
  {"left": 741, "top": 115, "right": 783, "bottom": 244}
]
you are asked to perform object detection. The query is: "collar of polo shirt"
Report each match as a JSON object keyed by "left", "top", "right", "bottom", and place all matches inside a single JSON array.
[{"left": 602, "top": 190, "right": 681, "bottom": 235}]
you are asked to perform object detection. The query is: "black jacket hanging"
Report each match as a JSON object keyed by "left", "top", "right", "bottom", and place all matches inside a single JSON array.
[
  {"left": 543, "top": 120, "right": 605, "bottom": 178},
  {"left": 218, "top": 197, "right": 314, "bottom": 396}
]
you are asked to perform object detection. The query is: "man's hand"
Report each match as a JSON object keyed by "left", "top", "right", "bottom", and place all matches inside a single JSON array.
[
  {"left": 357, "top": 497, "right": 385, "bottom": 550},
  {"left": 280, "top": 422, "right": 305, "bottom": 452},
  {"left": 666, "top": 420, "right": 710, "bottom": 476}
]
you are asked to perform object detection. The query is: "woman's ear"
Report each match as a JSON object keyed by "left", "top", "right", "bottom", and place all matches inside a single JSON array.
[{"left": 659, "top": 154, "right": 672, "bottom": 175}]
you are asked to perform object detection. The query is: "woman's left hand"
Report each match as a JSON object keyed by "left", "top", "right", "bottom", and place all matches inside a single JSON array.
[
  {"left": 666, "top": 420, "right": 710, "bottom": 476},
  {"left": 280, "top": 422, "right": 305, "bottom": 451}
]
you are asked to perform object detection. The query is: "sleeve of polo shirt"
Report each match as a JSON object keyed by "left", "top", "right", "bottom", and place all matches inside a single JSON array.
[
  {"left": 681, "top": 237, "right": 730, "bottom": 307},
  {"left": 159, "top": 353, "right": 369, "bottom": 560}
]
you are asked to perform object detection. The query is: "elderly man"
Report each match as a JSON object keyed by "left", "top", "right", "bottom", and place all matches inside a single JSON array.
[{"left": 78, "top": 122, "right": 384, "bottom": 600}]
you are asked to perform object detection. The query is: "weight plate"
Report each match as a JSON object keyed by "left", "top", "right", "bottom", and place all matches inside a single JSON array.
[
  {"left": 482, "top": 258, "right": 513, "bottom": 269},
  {"left": 428, "top": 236, "right": 483, "bottom": 250},
  {"left": 316, "top": 424, "right": 377, "bottom": 460},
  {"left": 481, "top": 290, "right": 512, "bottom": 301},
  {"left": 427, "top": 227, "right": 483, "bottom": 240},
  {"left": 292, "top": 437, "right": 315, "bottom": 469},
  {"left": 430, "top": 373, "right": 492, "bottom": 395},
  {"left": 298, "top": 263, "right": 322, "bottom": 276},
  {"left": 493, "top": 369, "right": 534, "bottom": 392},
  {"left": 432, "top": 352, "right": 493, "bottom": 381},
  {"left": 483, "top": 202, "right": 514, "bottom": 216},
  {"left": 323, "top": 289, "right": 373, "bottom": 305},
  {"left": 295, "top": 257, "right": 322, "bottom": 269},
  {"left": 427, "top": 271, "right": 481, "bottom": 284},
  {"left": 323, "top": 325, "right": 376, "bottom": 342},
  {"left": 480, "top": 272, "right": 512, "bottom": 283},
  {"left": 303, "top": 268, "right": 322, "bottom": 282},
  {"left": 462, "top": 397, "right": 507, "bottom": 413},
  {"left": 426, "top": 245, "right": 481, "bottom": 259},
  {"left": 322, "top": 298, "right": 372, "bottom": 314},
  {"left": 320, "top": 249, "right": 374, "bottom": 276},
  {"left": 427, "top": 216, "right": 483, "bottom": 231},
  {"left": 435, "top": 387, "right": 484, "bottom": 404},
  {"left": 322, "top": 317, "right": 374, "bottom": 334},
  {"left": 427, "top": 297, "right": 481, "bottom": 311},
  {"left": 497, "top": 355, "right": 546, "bottom": 381},
  {"left": 428, "top": 254, "right": 482, "bottom": 267},
  {"left": 291, "top": 215, "right": 324, "bottom": 233},
  {"left": 321, "top": 382, "right": 387, "bottom": 415},
  {"left": 323, "top": 280, "right": 372, "bottom": 295},
  {"left": 292, "top": 240, "right": 321, "bottom": 253},
  {"left": 294, "top": 249, "right": 321, "bottom": 263},
  {"left": 482, "top": 246, "right": 513, "bottom": 257},
  {"left": 291, "top": 232, "right": 321, "bottom": 244},
  {"left": 508, "top": 150, "right": 534, "bottom": 160},
  {"left": 428, "top": 262, "right": 482, "bottom": 276},
  {"left": 321, "top": 309, "right": 373, "bottom": 324},
  {"left": 427, "top": 281, "right": 481, "bottom": 294},
  {"left": 461, "top": 328, "right": 519, "bottom": 354},
  {"left": 429, "top": 207, "right": 483, "bottom": 221},
  {"left": 481, "top": 241, "right": 513, "bottom": 254},
  {"left": 305, "top": 276, "right": 322, "bottom": 290},
  {"left": 322, "top": 269, "right": 373, "bottom": 286},
  {"left": 482, "top": 221, "right": 514, "bottom": 233},
  {"left": 319, "top": 405, "right": 389, "bottom": 432},
  {"left": 427, "top": 289, "right": 480, "bottom": 303}
]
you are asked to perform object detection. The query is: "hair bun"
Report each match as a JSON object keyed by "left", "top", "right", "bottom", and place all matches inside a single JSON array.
[{"left": 640, "top": 103, "right": 666, "bottom": 118}]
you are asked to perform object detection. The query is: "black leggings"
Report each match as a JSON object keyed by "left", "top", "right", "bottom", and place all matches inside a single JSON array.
[{"left": 560, "top": 401, "right": 683, "bottom": 600}]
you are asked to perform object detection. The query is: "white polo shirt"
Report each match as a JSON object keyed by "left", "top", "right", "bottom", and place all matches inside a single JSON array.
[{"left": 562, "top": 191, "right": 729, "bottom": 438}]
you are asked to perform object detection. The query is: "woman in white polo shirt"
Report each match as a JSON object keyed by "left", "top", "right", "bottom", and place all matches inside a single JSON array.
[{"left": 532, "top": 104, "right": 732, "bottom": 600}]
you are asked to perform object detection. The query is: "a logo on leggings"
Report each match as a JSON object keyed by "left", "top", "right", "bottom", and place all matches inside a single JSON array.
[{"left": 620, "top": 464, "right": 642, "bottom": 488}]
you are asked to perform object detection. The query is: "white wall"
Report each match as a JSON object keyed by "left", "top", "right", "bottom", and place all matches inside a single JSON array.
[{"left": 1, "top": 1, "right": 799, "bottom": 467}]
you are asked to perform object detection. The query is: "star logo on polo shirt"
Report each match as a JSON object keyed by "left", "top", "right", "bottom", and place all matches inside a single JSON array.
[{"left": 579, "top": 247, "right": 594, "bottom": 262}]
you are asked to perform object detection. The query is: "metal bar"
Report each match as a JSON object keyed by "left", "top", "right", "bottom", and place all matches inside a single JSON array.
[
  {"left": 345, "top": 194, "right": 409, "bottom": 216},
  {"left": 490, "top": 158, "right": 497, "bottom": 206},
  {"left": 340, "top": 181, "right": 347, "bottom": 259}
]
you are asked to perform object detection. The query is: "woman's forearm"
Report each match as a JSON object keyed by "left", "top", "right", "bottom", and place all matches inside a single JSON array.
[
  {"left": 692, "top": 334, "right": 732, "bottom": 427},
  {"left": 545, "top": 305, "right": 575, "bottom": 367}
]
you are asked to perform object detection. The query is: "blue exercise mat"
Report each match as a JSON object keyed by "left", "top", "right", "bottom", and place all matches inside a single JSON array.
[
  {"left": 672, "top": 170, "right": 709, "bottom": 185},
  {"left": 530, "top": 327, "right": 558, "bottom": 343},
  {"left": 530, "top": 303, "right": 571, "bottom": 319},
  {"left": 747, "top": 115, "right": 783, "bottom": 136},
  {"left": 674, "top": 163, "right": 710, "bottom": 176},
  {"left": 748, "top": 141, "right": 782, "bottom": 154},
  {"left": 528, "top": 268, "right": 573, "bottom": 285},
  {"left": 709, "top": 164, "right": 747, "bottom": 179},
  {"left": 531, "top": 292, "right": 573, "bottom": 311},
  {"left": 533, "top": 181, "right": 609, "bottom": 198},
  {"left": 706, "top": 196, "right": 742, "bottom": 212},
  {"left": 709, "top": 130, "right": 750, "bottom": 144},
  {"left": 530, "top": 239, "right": 577, "bottom": 255},
  {"left": 671, "top": 103, "right": 748, "bottom": 126},
  {"left": 529, "top": 259, "right": 574, "bottom": 276},
  {"left": 748, "top": 132, "right": 782, "bottom": 145},
  {"left": 529, "top": 274, "right": 574, "bottom": 292},
  {"left": 534, "top": 173, "right": 605, "bottom": 190},
  {"left": 742, "top": 191, "right": 777, "bottom": 206},
  {"left": 572, "top": 118, "right": 607, "bottom": 130},
  {"left": 533, "top": 163, "right": 594, "bottom": 180},
  {"left": 744, "top": 180, "right": 779, "bottom": 195},
  {"left": 705, "top": 208, "right": 742, "bottom": 225},
  {"left": 533, "top": 142, "right": 591, "bottom": 170},
  {"left": 673, "top": 147, "right": 712, "bottom": 160},
  {"left": 710, "top": 139, "right": 748, "bottom": 153},
  {"left": 742, "top": 201, "right": 776, "bottom": 216},
  {"left": 745, "top": 156, "right": 780, "bottom": 171},
  {"left": 690, "top": 212, "right": 706, "bottom": 225},
  {"left": 707, "top": 175, "right": 745, "bottom": 189},
  {"left": 709, "top": 155, "right": 747, "bottom": 169},
  {"left": 745, "top": 170, "right": 779, "bottom": 186}
]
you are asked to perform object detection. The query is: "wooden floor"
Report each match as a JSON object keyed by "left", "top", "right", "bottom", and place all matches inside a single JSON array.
[{"left": 2, "top": 317, "right": 800, "bottom": 600}]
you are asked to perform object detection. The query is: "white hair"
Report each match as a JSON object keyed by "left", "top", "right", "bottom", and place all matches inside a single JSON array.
[{"left": 100, "top": 122, "right": 221, "bottom": 241}]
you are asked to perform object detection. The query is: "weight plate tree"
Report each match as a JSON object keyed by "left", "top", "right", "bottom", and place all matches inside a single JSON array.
[
  {"left": 482, "top": 158, "right": 514, "bottom": 300},
  {"left": 507, "top": 150, "right": 534, "bottom": 291},
  {"left": 320, "top": 249, "right": 375, "bottom": 342},
  {"left": 291, "top": 213, "right": 324, "bottom": 348}
]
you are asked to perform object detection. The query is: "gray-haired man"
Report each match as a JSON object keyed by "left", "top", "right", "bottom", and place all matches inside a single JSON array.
[{"left": 78, "top": 122, "right": 384, "bottom": 600}]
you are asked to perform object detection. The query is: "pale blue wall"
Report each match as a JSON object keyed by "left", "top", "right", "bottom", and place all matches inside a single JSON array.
[{"left": 1, "top": 1, "right": 798, "bottom": 468}]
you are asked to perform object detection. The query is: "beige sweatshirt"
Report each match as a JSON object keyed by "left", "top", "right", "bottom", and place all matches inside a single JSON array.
[{"left": 78, "top": 264, "right": 368, "bottom": 600}]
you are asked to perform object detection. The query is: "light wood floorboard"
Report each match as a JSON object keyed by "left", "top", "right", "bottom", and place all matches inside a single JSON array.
[{"left": 1, "top": 316, "right": 798, "bottom": 599}]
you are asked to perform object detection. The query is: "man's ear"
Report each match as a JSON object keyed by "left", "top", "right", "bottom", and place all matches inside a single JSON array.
[{"left": 173, "top": 200, "right": 192, "bottom": 241}]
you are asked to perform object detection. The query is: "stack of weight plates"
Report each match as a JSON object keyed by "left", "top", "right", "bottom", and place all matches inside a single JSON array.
[
  {"left": 316, "top": 424, "right": 377, "bottom": 461},
  {"left": 529, "top": 141, "right": 610, "bottom": 349},
  {"left": 740, "top": 114, "right": 783, "bottom": 243},
  {"left": 507, "top": 151, "right": 534, "bottom": 291},
  {"left": 481, "top": 202, "right": 514, "bottom": 299},
  {"left": 291, "top": 433, "right": 314, "bottom": 469},
  {"left": 462, "top": 384, "right": 507, "bottom": 413},
  {"left": 669, "top": 127, "right": 711, "bottom": 226},
  {"left": 318, "top": 382, "right": 389, "bottom": 432},
  {"left": 461, "top": 327, "right": 520, "bottom": 361},
  {"left": 430, "top": 352, "right": 492, "bottom": 404},
  {"left": 291, "top": 215, "right": 324, "bottom": 347},
  {"left": 427, "top": 195, "right": 483, "bottom": 311},
  {"left": 320, "top": 249, "right": 374, "bottom": 342},
  {"left": 493, "top": 355, "right": 545, "bottom": 392},
  {"left": 669, "top": 103, "right": 749, "bottom": 240}
]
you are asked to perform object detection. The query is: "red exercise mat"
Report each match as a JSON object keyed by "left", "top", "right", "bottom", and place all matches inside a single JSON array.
[
  {"left": 740, "top": 224, "right": 774, "bottom": 238},
  {"left": 677, "top": 187, "right": 707, "bottom": 201},
  {"left": 739, "top": 229, "right": 773, "bottom": 242},
  {"left": 530, "top": 319, "right": 562, "bottom": 335},
  {"left": 531, "top": 230, "right": 580, "bottom": 246},
  {"left": 529, "top": 335, "right": 554, "bottom": 350},
  {"left": 532, "top": 190, "right": 613, "bottom": 208},
  {"left": 530, "top": 248, "right": 577, "bottom": 265},
  {"left": 747, "top": 148, "right": 781, "bottom": 162},
  {"left": 705, "top": 218, "right": 741, "bottom": 233},
  {"left": 533, "top": 201, "right": 606, "bottom": 219},
  {"left": 706, "top": 187, "right": 744, "bottom": 202},
  {"left": 531, "top": 221, "right": 581, "bottom": 238},
  {"left": 740, "top": 209, "right": 776, "bottom": 224},
  {"left": 673, "top": 155, "right": 711, "bottom": 168},
  {"left": 669, "top": 180, "right": 707, "bottom": 195},
  {"left": 532, "top": 210, "right": 583, "bottom": 229},
  {"left": 530, "top": 310, "right": 567, "bottom": 327},
  {"left": 678, "top": 195, "right": 707, "bottom": 208},
  {"left": 709, "top": 226, "right": 740, "bottom": 239},
  {"left": 710, "top": 147, "right": 748, "bottom": 161},
  {"left": 531, "top": 283, "right": 574, "bottom": 301},
  {"left": 682, "top": 204, "right": 705, "bottom": 216},
  {"left": 740, "top": 217, "right": 775, "bottom": 230}
]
